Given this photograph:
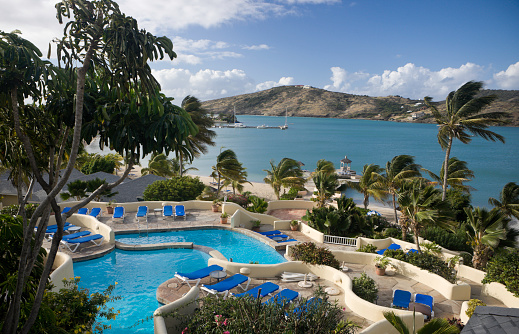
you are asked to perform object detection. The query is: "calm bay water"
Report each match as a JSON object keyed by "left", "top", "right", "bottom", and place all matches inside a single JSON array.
[{"left": 87, "top": 115, "right": 519, "bottom": 208}]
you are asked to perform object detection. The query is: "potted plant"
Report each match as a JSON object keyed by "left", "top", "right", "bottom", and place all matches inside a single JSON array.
[
  {"left": 106, "top": 200, "right": 117, "bottom": 215},
  {"left": 251, "top": 219, "right": 261, "bottom": 232},
  {"left": 212, "top": 199, "right": 221, "bottom": 212},
  {"left": 220, "top": 212, "right": 229, "bottom": 224},
  {"left": 290, "top": 219, "right": 299, "bottom": 231},
  {"left": 374, "top": 255, "right": 391, "bottom": 276}
]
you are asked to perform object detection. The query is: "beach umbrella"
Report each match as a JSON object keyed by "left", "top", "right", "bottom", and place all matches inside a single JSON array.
[{"left": 367, "top": 210, "right": 381, "bottom": 217}]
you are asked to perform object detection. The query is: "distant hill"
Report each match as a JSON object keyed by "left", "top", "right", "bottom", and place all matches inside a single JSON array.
[{"left": 201, "top": 86, "right": 519, "bottom": 126}]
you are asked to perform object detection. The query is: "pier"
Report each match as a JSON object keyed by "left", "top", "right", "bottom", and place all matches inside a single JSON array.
[{"left": 213, "top": 124, "right": 287, "bottom": 130}]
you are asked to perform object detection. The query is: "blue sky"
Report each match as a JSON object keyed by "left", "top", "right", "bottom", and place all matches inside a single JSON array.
[{"left": 2, "top": 0, "right": 519, "bottom": 102}]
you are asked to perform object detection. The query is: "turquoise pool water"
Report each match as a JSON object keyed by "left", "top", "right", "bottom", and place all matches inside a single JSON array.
[
  {"left": 115, "top": 228, "right": 287, "bottom": 264},
  {"left": 74, "top": 229, "right": 286, "bottom": 333}
]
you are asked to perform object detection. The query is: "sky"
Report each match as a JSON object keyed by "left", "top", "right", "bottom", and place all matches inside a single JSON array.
[{"left": 2, "top": 0, "right": 519, "bottom": 103}]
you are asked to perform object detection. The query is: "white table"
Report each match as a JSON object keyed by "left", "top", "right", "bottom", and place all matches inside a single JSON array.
[
  {"left": 154, "top": 208, "right": 163, "bottom": 216},
  {"left": 67, "top": 226, "right": 81, "bottom": 232}
]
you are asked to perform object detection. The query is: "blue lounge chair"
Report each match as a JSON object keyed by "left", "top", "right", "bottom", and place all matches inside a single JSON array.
[
  {"left": 391, "top": 289, "right": 411, "bottom": 309},
  {"left": 258, "top": 230, "right": 281, "bottom": 236},
  {"left": 60, "top": 234, "right": 104, "bottom": 252},
  {"left": 175, "top": 205, "right": 186, "bottom": 220},
  {"left": 376, "top": 243, "right": 401, "bottom": 255},
  {"left": 233, "top": 282, "right": 279, "bottom": 298},
  {"left": 292, "top": 297, "right": 323, "bottom": 318},
  {"left": 407, "top": 248, "right": 419, "bottom": 254},
  {"left": 89, "top": 207, "right": 102, "bottom": 218},
  {"left": 112, "top": 206, "right": 124, "bottom": 221},
  {"left": 136, "top": 206, "right": 148, "bottom": 222},
  {"left": 278, "top": 239, "right": 298, "bottom": 243},
  {"left": 61, "top": 207, "right": 71, "bottom": 214},
  {"left": 60, "top": 231, "right": 91, "bottom": 241},
  {"left": 267, "top": 234, "right": 289, "bottom": 239},
  {"left": 264, "top": 288, "right": 299, "bottom": 306},
  {"left": 174, "top": 265, "right": 224, "bottom": 288},
  {"left": 77, "top": 208, "right": 88, "bottom": 215},
  {"left": 414, "top": 293, "right": 434, "bottom": 318},
  {"left": 201, "top": 274, "right": 251, "bottom": 298},
  {"left": 163, "top": 205, "right": 174, "bottom": 218}
]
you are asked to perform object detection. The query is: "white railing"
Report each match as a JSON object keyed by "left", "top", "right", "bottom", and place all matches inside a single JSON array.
[{"left": 324, "top": 235, "right": 357, "bottom": 247}]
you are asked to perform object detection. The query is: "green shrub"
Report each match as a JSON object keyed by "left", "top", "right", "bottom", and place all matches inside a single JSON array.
[
  {"left": 383, "top": 228, "right": 401, "bottom": 239},
  {"left": 482, "top": 248, "right": 519, "bottom": 297},
  {"left": 143, "top": 176, "right": 205, "bottom": 201},
  {"left": 356, "top": 244, "right": 377, "bottom": 253},
  {"left": 352, "top": 273, "right": 378, "bottom": 303},
  {"left": 465, "top": 299, "right": 486, "bottom": 319},
  {"left": 175, "top": 288, "right": 358, "bottom": 334},
  {"left": 280, "top": 187, "right": 299, "bottom": 200},
  {"left": 81, "top": 155, "right": 116, "bottom": 175},
  {"left": 383, "top": 249, "right": 407, "bottom": 261},
  {"left": 422, "top": 226, "right": 472, "bottom": 253},
  {"left": 247, "top": 195, "right": 268, "bottom": 213},
  {"left": 0, "top": 203, "right": 39, "bottom": 217},
  {"left": 291, "top": 242, "right": 341, "bottom": 269},
  {"left": 227, "top": 194, "right": 249, "bottom": 208},
  {"left": 406, "top": 252, "right": 456, "bottom": 283}
]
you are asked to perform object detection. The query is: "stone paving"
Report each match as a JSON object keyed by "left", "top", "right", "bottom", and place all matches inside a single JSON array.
[{"left": 48, "top": 207, "right": 506, "bottom": 330}]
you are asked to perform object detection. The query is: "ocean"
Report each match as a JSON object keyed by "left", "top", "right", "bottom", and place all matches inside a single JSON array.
[{"left": 86, "top": 115, "right": 519, "bottom": 208}]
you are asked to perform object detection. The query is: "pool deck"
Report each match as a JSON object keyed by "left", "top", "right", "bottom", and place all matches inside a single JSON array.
[{"left": 48, "top": 207, "right": 506, "bottom": 330}]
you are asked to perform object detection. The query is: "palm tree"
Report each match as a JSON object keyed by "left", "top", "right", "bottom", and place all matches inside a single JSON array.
[
  {"left": 424, "top": 81, "right": 508, "bottom": 200},
  {"left": 141, "top": 153, "right": 176, "bottom": 177},
  {"left": 314, "top": 159, "right": 336, "bottom": 175},
  {"left": 384, "top": 311, "right": 460, "bottom": 334},
  {"left": 313, "top": 170, "right": 339, "bottom": 208},
  {"left": 398, "top": 180, "right": 453, "bottom": 251},
  {"left": 211, "top": 149, "right": 247, "bottom": 196},
  {"left": 374, "top": 155, "right": 421, "bottom": 225},
  {"left": 465, "top": 207, "right": 508, "bottom": 270},
  {"left": 423, "top": 157, "right": 474, "bottom": 194},
  {"left": 348, "top": 164, "right": 385, "bottom": 210},
  {"left": 488, "top": 182, "right": 519, "bottom": 220},
  {"left": 263, "top": 158, "right": 305, "bottom": 200},
  {"left": 59, "top": 180, "right": 88, "bottom": 201}
]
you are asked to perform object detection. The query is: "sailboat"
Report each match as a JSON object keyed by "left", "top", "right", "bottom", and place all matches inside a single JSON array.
[
  {"left": 233, "top": 105, "right": 245, "bottom": 127},
  {"left": 280, "top": 108, "right": 288, "bottom": 130}
]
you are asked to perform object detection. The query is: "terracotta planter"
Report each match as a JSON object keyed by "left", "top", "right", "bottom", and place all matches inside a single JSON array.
[
  {"left": 220, "top": 217, "right": 228, "bottom": 224},
  {"left": 290, "top": 225, "right": 299, "bottom": 231},
  {"left": 252, "top": 226, "right": 260, "bottom": 232},
  {"left": 212, "top": 205, "right": 220, "bottom": 212},
  {"left": 375, "top": 266, "right": 386, "bottom": 276},
  {"left": 106, "top": 206, "right": 114, "bottom": 215}
]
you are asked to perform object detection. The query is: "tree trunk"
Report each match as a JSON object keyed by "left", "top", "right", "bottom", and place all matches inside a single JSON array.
[
  {"left": 442, "top": 136, "right": 454, "bottom": 201},
  {"left": 392, "top": 192, "right": 399, "bottom": 225},
  {"left": 364, "top": 193, "right": 369, "bottom": 210},
  {"left": 413, "top": 225, "right": 421, "bottom": 252}
]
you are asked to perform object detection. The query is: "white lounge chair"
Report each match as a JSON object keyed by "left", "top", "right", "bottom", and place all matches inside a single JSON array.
[{"left": 281, "top": 272, "right": 318, "bottom": 282}]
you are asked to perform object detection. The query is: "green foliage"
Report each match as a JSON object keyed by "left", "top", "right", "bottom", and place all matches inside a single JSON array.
[
  {"left": 81, "top": 155, "right": 116, "bottom": 175},
  {"left": 482, "top": 248, "right": 519, "bottom": 297},
  {"left": 175, "top": 288, "right": 358, "bottom": 334},
  {"left": 465, "top": 299, "right": 486, "bottom": 319},
  {"left": 247, "top": 195, "right": 268, "bottom": 213},
  {"left": 280, "top": 187, "right": 299, "bottom": 200},
  {"left": 0, "top": 214, "right": 47, "bottom": 332},
  {"left": 60, "top": 179, "right": 88, "bottom": 201},
  {"left": 422, "top": 226, "right": 472, "bottom": 253},
  {"left": 383, "top": 249, "right": 407, "bottom": 261},
  {"left": 227, "top": 194, "right": 249, "bottom": 208},
  {"left": 86, "top": 178, "right": 118, "bottom": 202},
  {"left": 143, "top": 176, "right": 205, "bottom": 201},
  {"left": 356, "top": 244, "right": 377, "bottom": 253},
  {"left": 291, "top": 242, "right": 341, "bottom": 269},
  {"left": 352, "top": 273, "right": 378, "bottom": 303},
  {"left": 41, "top": 277, "right": 120, "bottom": 334},
  {"left": 406, "top": 252, "right": 456, "bottom": 283},
  {"left": 383, "top": 311, "right": 461, "bottom": 334},
  {"left": 446, "top": 188, "right": 472, "bottom": 222},
  {"left": 0, "top": 203, "right": 39, "bottom": 217}
]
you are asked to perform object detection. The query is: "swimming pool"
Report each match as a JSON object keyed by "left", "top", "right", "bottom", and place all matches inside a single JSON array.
[
  {"left": 115, "top": 228, "right": 287, "bottom": 264},
  {"left": 75, "top": 228, "right": 286, "bottom": 333}
]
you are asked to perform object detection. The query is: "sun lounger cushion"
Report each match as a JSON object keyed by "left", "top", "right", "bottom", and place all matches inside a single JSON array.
[
  {"left": 234, "top": 282, "right": 279, "bottom": 298},
  {"left": 136, "top": 206, "right": 147, "bottom": 217},
  {"left": 60, "top": 234, "right": 104, "bottom": 252},
  {"left": 77, "top": 208, "right": 88, "bottom": 215},
  {"left": 163, "top": 205, "right": 173, "bottom": 217},
  {"left": 264, "top": 289, "right": 299, "bottom": 305},
  {"left": 258, "top": 230, "right": 281, "bottom": 236},
  {"left": 175, "top": 205, "right": 186, "bottom": 220},
  {"left": 89, "top": 207, "right": 101, "bottom": 218},
  {"left": 174, "top": 265, "right": 224, "bottom": 287},
  {"left": 278, "top": 239, "right": 298, "bottom": 243},
  {"left": 61, "top": 207, "right": 71, "bottom": 214},
  {"left": 267, "top": 234, "right": 289, "bottom": 239},
  {"left": 391, "top": 289, "right": 411, "bottom": 309},
  {"left": 414, "top": 293, "right": 434, "bottom": 317},
  {"left": 201, "top": 274, "right": 250, "bottom": 298},
  {"left": 112, "top": 207, "right": 124, "bottom": 219},
  {"left": 377, "top": 243, "right": 401, "bottom": 255},
  {"left": 61, "top": 231, "right": 91, "bottom": 240},
  {"left": 407, "top": 248, "right": 419, "bottom": 254}
]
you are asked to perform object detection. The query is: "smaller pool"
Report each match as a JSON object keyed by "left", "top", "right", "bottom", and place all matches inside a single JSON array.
[{"left": 116, "top": 229, "right": 286, "bottom": 264}]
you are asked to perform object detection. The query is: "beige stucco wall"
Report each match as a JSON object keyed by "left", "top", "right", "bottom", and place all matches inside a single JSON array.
[
  {"left": 300, "top": 221, "right": 324, "bottom": 243},
  {"left": 154, "top": 286, "right": 200, "bottom": 334},
  {"left": 47, "top": 251, "right": 74, "bottom": 292},
  {"left": 267, "top": 200, "right": 316, "bottom": 211},
  {"left": 66, "top": 214, "right": 115, "bottom": 244}
]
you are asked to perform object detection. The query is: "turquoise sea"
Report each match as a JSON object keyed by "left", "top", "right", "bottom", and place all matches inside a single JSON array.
[{"left": 87, "top": 115, "right": 519, "bottom": 208}]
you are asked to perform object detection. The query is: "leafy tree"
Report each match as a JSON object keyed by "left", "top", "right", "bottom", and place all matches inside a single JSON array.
[
  {"left": 423, "top": 157, "right": 474, "bottom": 194},
  {"left": 80, "top": 155, "right": 116, "bottom": 174},
  {"left": 86, "top": 178, "right": 118, "bottom": 202},
  {"left": 348, "top": 163, "right": 386, "bottom": 209},
  {"left": 211, "top": 148, "right": 248, "bottom": 196},
  {"left": 141, "top": 153, "right": 176, "bottom": 177},
  {"left": 424, "top": 81, "right": 507, "bottom": 200},
  {"left": 398, "top": 180, "right": 453, "bottom": 252},
  {"left": 373, "top": 155, "right": 421, "bottom": 228},
  {"left": 143, "top": 176, "right": 205, "bottom": 201},
  {"left": 313, "top": 170, "right": 339, "bottom": 208},
  {"left": 488, "top": 182, "right": 519, "bottom": 220},
  {"left": 314, "top": 159, "right": 336, "bottom": 175},
  {"left": 482, "top": 248, "right": 519, "bottom": 297},
  {"left": 263, "top": 158, "right": 305, "bottom": 200},
  {"left": 465, "top": 207, "right": 508, "bottom": 270},
  {"left": 59, "top": 180, "right": 88, "bottom": 201},
  {"left": 383, "top": 311, "right": 460, "bottom": 334}
]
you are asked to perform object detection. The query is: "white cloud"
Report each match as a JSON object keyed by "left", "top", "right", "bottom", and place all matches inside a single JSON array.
[
  {"left": 281, "top": 0, "right": 340, "bottom": 4},
  {"left": 255, "top": 77, "right": 295, "bottom": 91},
  {"left": 152, "top": 68, "right": 255, "bottom": 101},
  {"left": 325, "top": 62, "right": 487, "bottom": 99},
  {"left": 493, "top": 62, "right": 519, "bottom": 89},
  {"left": 243, "top": 44, "right": 271, "bottom": 50}
]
